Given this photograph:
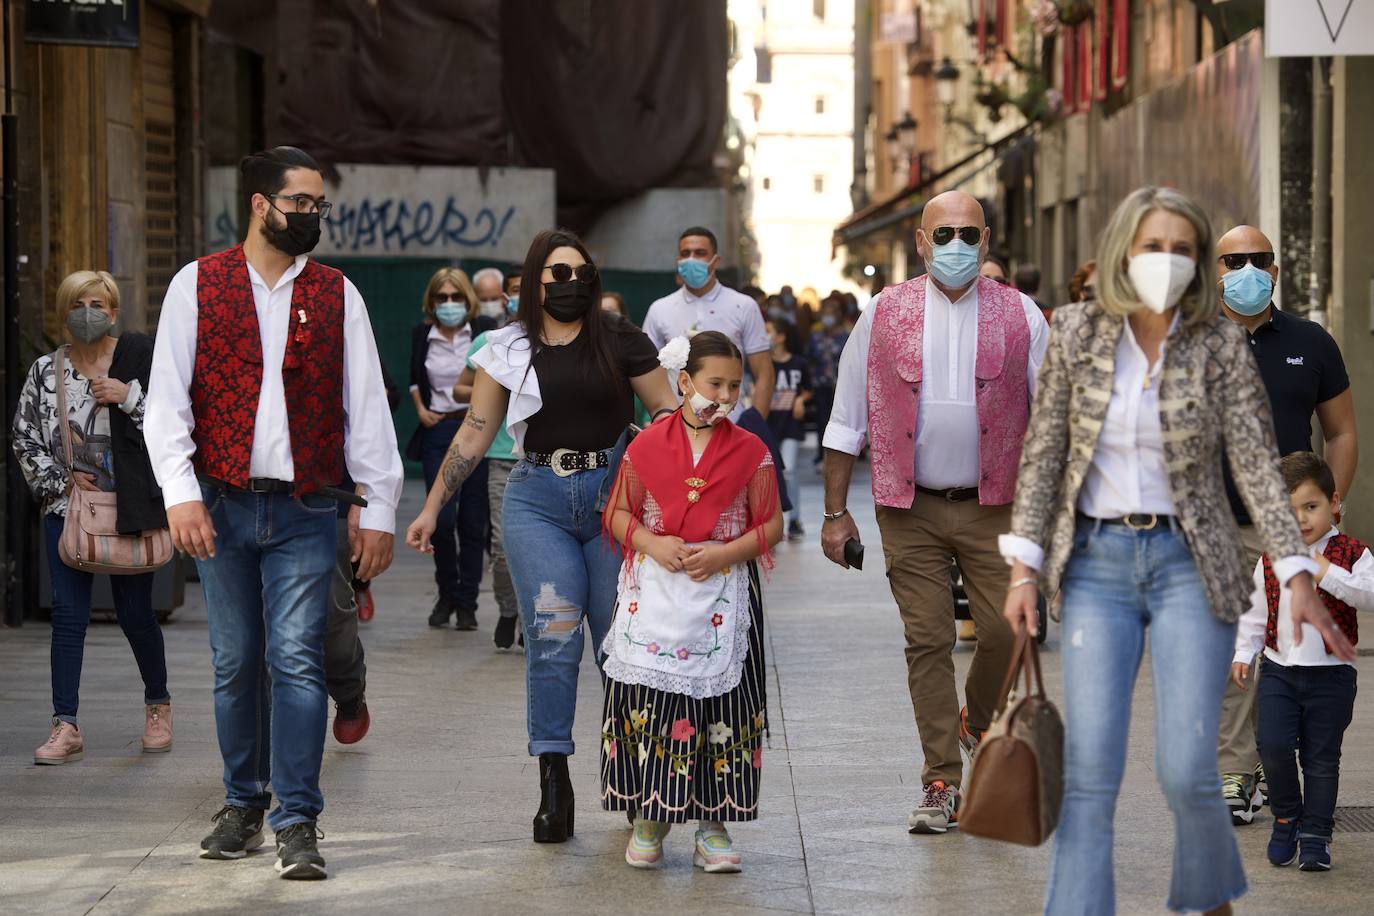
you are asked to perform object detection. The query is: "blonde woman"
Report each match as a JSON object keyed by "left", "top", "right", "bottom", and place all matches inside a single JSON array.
[
  {"left": 406, "top": 267, "right": 488, "bottom": 630},
  {"left": 1000, "top": 187, "right": 1353, "bottom": 915},
  {"left": 12, "top": 271, "right": 172, "bottom": 764}
]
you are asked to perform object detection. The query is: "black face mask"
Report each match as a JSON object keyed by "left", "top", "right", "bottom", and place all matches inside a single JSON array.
[
  {"left": 542, "top": 280, "right": 595, "bottom": 323},
  {"left": 263, "top": 208, "right": 322, "bottom": 257}
]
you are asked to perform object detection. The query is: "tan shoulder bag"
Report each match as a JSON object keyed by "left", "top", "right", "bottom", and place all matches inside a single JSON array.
[
  {"left": 959, "top": 628, "right": 1065, "bottom": 846},
  {"left": 54, "top": 346, "right": 173, "bottom": 575}
]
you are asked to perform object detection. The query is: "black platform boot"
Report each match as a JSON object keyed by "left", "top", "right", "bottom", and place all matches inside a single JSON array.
[{"left": 533, "top": 753, "right": 575, "bottom": 843}]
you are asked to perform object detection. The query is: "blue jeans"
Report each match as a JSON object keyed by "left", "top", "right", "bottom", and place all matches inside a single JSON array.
[
  {"left": 1047, "top": 518, "right": 1246, "bottom": 915},
  {"left": 1257, "top": 657, "right": 1356, "bottom": 839},
  {"left": 45, "top": 514, "right": 168, "bottom": 725},
  {"left": 502, "top": 461, "right": 621, "bottom": 756},
  {"left": 195, "top": 484, "right": 337, "bottom": 831},
  {"left": 420, "top": 417, "right": 488, "bottom": 610}
]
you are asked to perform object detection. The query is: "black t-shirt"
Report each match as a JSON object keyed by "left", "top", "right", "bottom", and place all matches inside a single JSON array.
[
  {"left": 1227, "top": 307, "right": 1350, "bottom": 524},
  {"left": 522, "top": 314, "right": 660, "bottom": 454},
  {"left": 767, "top": 355, "right": 813, "bottom": 442}
]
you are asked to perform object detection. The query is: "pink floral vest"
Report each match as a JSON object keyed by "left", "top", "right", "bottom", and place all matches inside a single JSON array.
[{"left": 865, "top": 275, "right": 1031, "bottom": 508}]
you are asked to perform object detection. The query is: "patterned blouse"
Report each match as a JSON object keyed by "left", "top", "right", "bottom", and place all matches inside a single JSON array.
[
  {"left": 11, "top": 351, "right": 145, "bottom": 518},
  {"left": 808, "top": 330, "right": 849, "bottom": 389}
]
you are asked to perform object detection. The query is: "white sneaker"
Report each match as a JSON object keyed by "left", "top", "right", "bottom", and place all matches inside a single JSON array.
[{"left": 908, "top": 781, "right": 961, "bottom": 834}]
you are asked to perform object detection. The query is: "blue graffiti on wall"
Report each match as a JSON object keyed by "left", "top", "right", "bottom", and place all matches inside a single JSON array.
[
  {"left": 325, "top": 198, "right": 517, "bottom": 253},
  {"left": 208, "top": 207, "right": 239, "bottom": 251}
]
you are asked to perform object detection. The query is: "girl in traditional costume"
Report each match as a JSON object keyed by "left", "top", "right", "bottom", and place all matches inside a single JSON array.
[{"left": 600, "top": 331, "right": 784, "bottom": 872}]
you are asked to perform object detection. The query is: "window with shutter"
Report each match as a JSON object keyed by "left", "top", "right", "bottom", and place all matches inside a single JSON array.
[{"left": 143, "top": 7, "right": 178, "bottom": 326}]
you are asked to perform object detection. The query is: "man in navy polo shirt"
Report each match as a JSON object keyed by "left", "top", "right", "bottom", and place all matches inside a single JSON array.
[{"left": 1213, "top": 224, "right": 1359, "bottom": 825}]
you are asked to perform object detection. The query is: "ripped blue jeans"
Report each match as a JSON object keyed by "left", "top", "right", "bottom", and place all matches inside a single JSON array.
[
  {"left": 1047, "top": 516, "right": 1245, "bottom": 915},
  {"left": 502, "top": 460, "right": 621, "bottom": 756}
]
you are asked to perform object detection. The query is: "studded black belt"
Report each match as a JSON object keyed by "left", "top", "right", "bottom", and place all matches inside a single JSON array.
[{"left": 526, "top": 448, "right": 611, "bottom": 478}]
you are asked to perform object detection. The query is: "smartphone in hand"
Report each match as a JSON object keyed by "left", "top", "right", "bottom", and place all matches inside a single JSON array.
[{"left": 843, "top": 538, "right": 864, "bottom": 570}]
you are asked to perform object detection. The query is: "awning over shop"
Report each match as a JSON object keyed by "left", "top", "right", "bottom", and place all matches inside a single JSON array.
[{"left": 834, "top": 123, "right": 1035, "bottom": 247}]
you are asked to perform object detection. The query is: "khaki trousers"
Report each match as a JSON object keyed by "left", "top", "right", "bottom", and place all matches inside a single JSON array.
[
  {"left": 1217, "top": 524, "right": 1267, "bottom": 775},
  {"left": 876, "top": 497, "right": 1016, "bottom": 786}
]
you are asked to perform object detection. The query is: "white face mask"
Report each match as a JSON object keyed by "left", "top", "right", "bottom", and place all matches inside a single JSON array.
[
  {"left": 478, "top": 298, "right": 506, "bottom": 320},
  {"left": 1127, "top": 252, "right": 1196, "bottom": 314},
  {"left": 685, "top": 384, "right": 734, "bottom": 425}
]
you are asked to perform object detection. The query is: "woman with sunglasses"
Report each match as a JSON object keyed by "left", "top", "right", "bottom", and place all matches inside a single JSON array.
[
  {"left": 406, "top": 229, "right": 676, "bottom": 843},
  {"left": 408, "top": 267, "right": 488, "bottom": 631}
]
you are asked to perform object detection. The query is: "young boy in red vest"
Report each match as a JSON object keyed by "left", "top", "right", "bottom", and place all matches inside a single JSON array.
[{"left": 1231, "top": 451, "right": 1374, "bottom": 872}]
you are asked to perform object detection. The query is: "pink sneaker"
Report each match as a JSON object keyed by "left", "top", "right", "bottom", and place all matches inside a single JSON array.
[
  {"left": 34, "top": 719, "right": 83, "bottom": 765},
  {"left": 143, "top": 703, "right": 173, "bottom": 753}
]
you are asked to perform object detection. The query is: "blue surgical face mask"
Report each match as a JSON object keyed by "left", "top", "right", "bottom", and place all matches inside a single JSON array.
[
  {"left": 435, "top": 303, "right": 467, "bottom": 328},
  {"left": 1221, "top": 263, "right": 1274, "bottom": 316},
  {"left": 507, "top": 294, "right": 519, "bottom": 315},
  {"left": 677, "top": 257, "right": 711, "bottom": 289},
  {"left": 927, "top": 239, "right": 981, "bottom": 289}
]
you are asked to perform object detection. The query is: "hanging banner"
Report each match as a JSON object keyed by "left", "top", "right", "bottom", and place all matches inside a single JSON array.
[
  {"left": 1265, "top": 1, "right": 1374, "bottom": 57},
  {"left": 24, "top": 0, "right": 140, "bottom": 49}
]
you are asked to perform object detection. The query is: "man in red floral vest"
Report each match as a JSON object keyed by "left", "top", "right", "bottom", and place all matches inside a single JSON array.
[
  {"left": 820, "top": 191, "right": 1049, "bottom": 834},
  {"left": 1231, "top": 452, "right": 1372, "bottom": 871},
  {"left": 146, "top": 147, "right": 403, "bottom": 881}
]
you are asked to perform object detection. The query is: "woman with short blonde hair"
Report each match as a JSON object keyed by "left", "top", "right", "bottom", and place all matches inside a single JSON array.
[
  {"left": 13, "top": 270, "right": 172, "bottom": 765},
  {"left": 1000, "top": 186, "right": 1351, "bottom": 914},
  {"left": 408, "top": 265, "right": 487, "bottom": 629}
]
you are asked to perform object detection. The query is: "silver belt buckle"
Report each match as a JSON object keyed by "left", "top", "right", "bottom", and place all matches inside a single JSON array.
[{"left": 549, "top": 448, "right": 576, "bottom": 478}]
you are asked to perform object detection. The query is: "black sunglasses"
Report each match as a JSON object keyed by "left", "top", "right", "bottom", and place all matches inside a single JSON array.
[
  {"left": 1219, "top": 252, "right": 1274, "bottom": 271},
  {"left": 432, "top": 293, "right": 467, "bottom": 304},
  {"left": 930, "top": 225, "right": 983, "bottom": 246},
  {"left": 544, "top": 262, "right": 598, "bottom": 284}
]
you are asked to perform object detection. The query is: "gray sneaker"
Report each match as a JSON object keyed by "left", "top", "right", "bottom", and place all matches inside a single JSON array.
[
  {"left": 908, "top": 781, "right": 961, "bottom": 834},
  {"left": 1222, "top": 772, "right": 1261, "bottom": 826}
]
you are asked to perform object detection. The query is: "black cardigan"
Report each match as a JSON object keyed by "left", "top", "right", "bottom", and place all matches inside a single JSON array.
[{"left": 108, "top": 332, "right": 168, "bottom": 533}]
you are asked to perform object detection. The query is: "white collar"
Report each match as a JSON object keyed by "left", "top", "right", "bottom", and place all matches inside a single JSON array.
[
  {"left": 682, "top": 281, "right": 721, "bottom": 304},
  {"left": 245, "top": 254, "right": 308, "bottom": 294},
  {"left": 428, "top": 322, "right": 470, "bottom": 343},
  {"left": 1309, "top": 525, "right": 1341, "bottom": 556},
  {"left": 924, "top": 276, "right": 977, "bottom": 308}
]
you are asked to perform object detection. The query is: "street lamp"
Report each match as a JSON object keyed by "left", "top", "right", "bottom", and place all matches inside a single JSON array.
[
  {"left": 935, "top": 58, "right": 960, "bottom": 108},
  {"left": 896, "top": 111, "right": 918, "bottom": 155},
  {"left": 884, "top": 125, "right": 900, "bottom": 166}
]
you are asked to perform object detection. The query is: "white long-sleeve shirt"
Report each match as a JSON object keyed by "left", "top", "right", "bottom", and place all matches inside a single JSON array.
[
  {"left": 822, "top": 276, "right": 1049, "bottom": 489},
  {"left": 145, "top": 256, "right": 404, "bottom": 533},
  {"left": 1234, "top": 526, "right": 1374, "bottom": 668}
]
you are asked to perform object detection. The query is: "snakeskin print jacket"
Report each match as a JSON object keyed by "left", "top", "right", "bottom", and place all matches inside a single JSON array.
[{"left": 1008, "top": 301, "right": 1307, "bottom": 623}]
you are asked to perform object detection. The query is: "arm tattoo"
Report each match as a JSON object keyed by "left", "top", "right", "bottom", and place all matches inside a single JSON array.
[
  {"left": 463, "top": 411, "right": 488, "bottom": 432},
  {"left": 441, "top": 448, "right": 478, "bottom": 495}
]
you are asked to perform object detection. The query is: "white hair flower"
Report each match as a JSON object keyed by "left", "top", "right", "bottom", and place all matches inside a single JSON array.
[{"left": 658, "top": 336, "right": 691, "bottom": 373}]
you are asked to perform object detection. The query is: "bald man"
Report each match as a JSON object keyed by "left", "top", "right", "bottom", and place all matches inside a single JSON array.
[
  {"left": 821, "top": 191, "right": 1049, "bottom": 833},
  {"left": 1214, "top": 224, "right": 1358, "bottom": 824}
]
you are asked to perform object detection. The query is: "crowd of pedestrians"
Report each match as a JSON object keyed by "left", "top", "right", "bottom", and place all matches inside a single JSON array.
[{"left": 9, "top": 144, "right": 1366, "bottom": 915}]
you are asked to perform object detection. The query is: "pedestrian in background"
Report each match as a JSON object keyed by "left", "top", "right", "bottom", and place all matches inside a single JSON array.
[
  {"left": 13, "top": 270, "right": 172, "bottom": 765},
  {"left": 408, "top": 267, "right": 488, "bottom": 632},
  {"left": 807, "top": 297, "right": 849, "bottom": 470},
  {"left": 1001, "top": 185, "right": 1352, "bottom": 915},
  {"left": 1068, "top": 259, "right": 1097, "bottom": 304},
  {"left": 822, "top": 190, "right": 1049, "bottom": 835},
  {"left": 471, "top": 266, "right": 509, "bottom": 334},
  {"left": 1015, "top": 262, "right": 1051, "bottom": 321},
  {"left": 601, "top": 290, "right": 629, "bottom": 317},
  {"left": 980, "top": 256, "right": 1009, "bottom": 283},
  {"left": 405, "top": 228, "right": 676, "bottom": 845},
  {"left": 766, "top": 319, "right": 812, "bottom": 540},
  {"left": 1212, "top": 224, "right": 1358, "bottom": 825},
  {"left": 146, "top": 146, "right": 402, "bottom": 879}
]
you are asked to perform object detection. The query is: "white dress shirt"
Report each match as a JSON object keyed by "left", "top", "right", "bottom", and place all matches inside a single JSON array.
[
  {"left": 643, "top": 280, "right": 772, "bottom": 421},
  {"left": 1234, "top": 527, "right": 1374, "bottom": 668},
  {"left": 821, "top": 276, "right": 1050, "bottom": 490},
  {"left": 145, "top": 256, "right": 404, "bottom": 533},
  {"left": 411, "top": 324, "right": 471, "bottom": 414}
]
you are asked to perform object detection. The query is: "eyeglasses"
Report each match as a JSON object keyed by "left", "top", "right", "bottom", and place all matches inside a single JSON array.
[
  {"left": 269, "top": 194, "right": 333, "bottom": 220},
  {"left": 930, "top": 225, "right": 982, "bottom": 246},
  {"left": 543, "top": 262, "right": 598, "bottom": 284},
  {"left": 1219, "top": 251, "right": 1274, "bottom": 271},
  {"left": 432, "top": 293, "right": 467, "bottom": 304}
]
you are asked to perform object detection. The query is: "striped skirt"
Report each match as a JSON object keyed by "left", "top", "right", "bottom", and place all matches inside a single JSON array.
[{"left": 599, "top": 563, "right": 766, "bottom": 823}]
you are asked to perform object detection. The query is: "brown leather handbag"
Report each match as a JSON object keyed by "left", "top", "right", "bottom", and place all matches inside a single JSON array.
[
  {"left": 54, "top": 346, "right": 173, "bottom": 575},
  {"left": 959, "top": 628, "right": 1064, "bottom": 846}
]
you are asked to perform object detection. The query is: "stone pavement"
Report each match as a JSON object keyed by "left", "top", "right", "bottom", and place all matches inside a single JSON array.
[{"left": 3, "top": 457, "right": 1373, "bottom": 915}]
